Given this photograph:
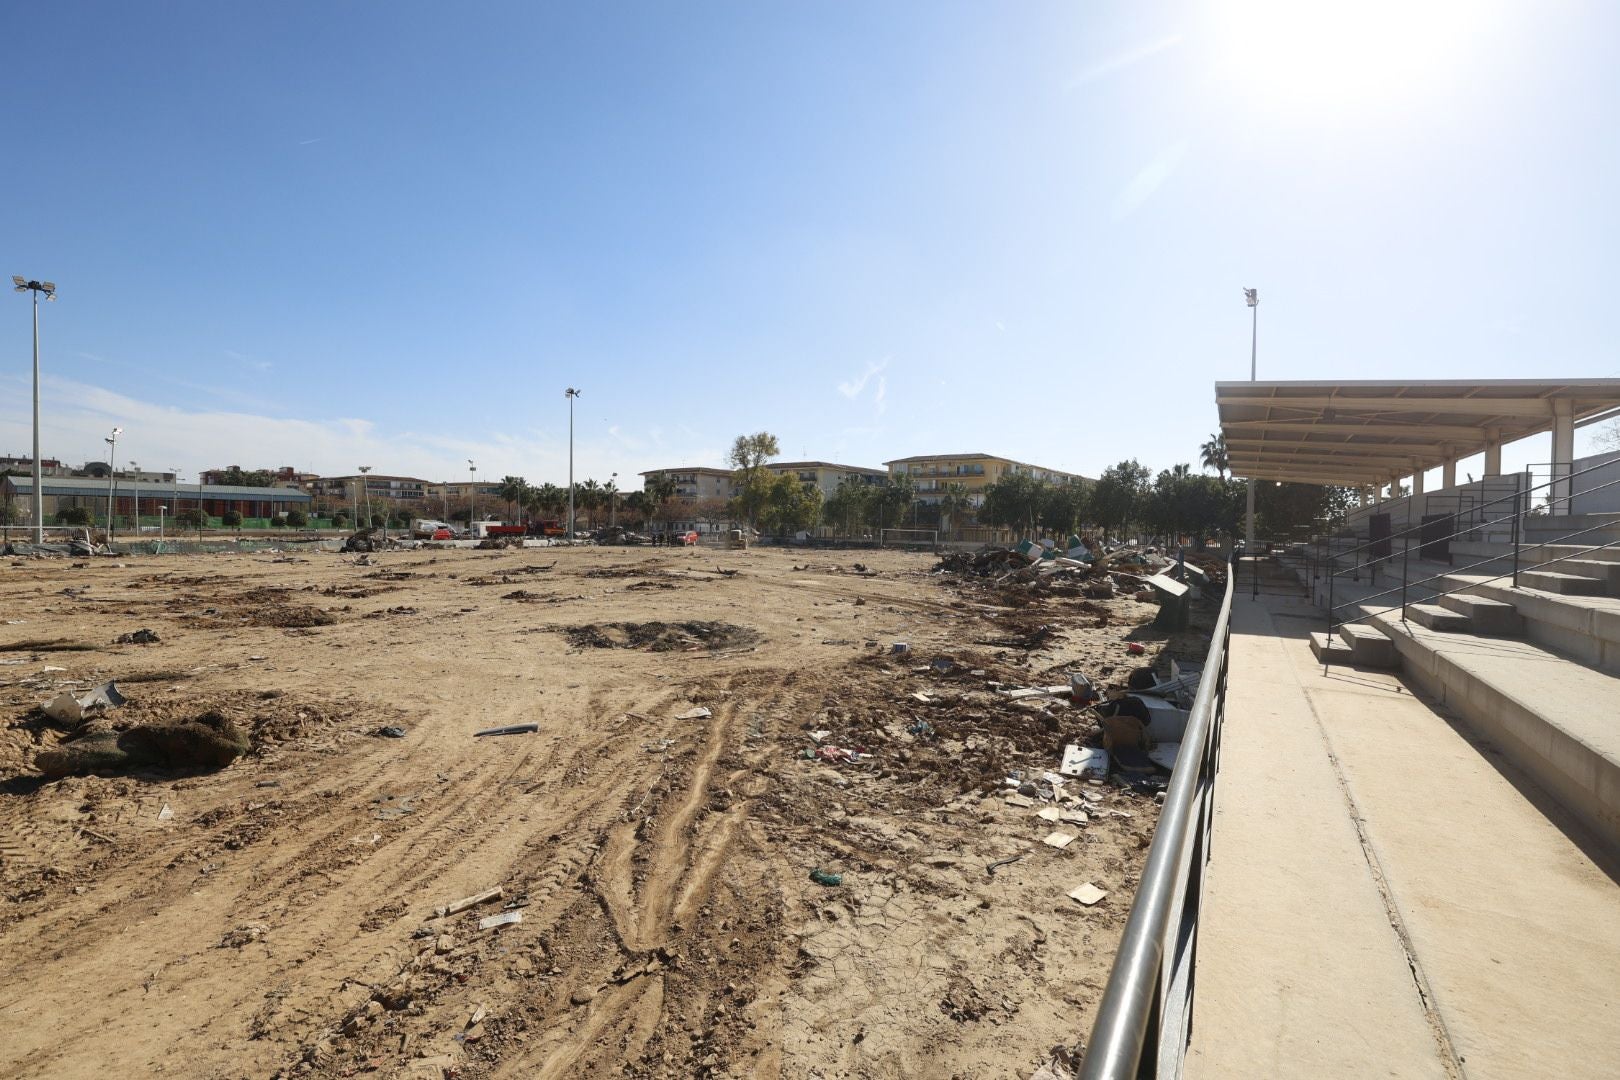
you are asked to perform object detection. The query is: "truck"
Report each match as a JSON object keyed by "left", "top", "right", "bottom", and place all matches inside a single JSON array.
[{"left": 411, "top": 518, "right": 452, "bottom": 539}]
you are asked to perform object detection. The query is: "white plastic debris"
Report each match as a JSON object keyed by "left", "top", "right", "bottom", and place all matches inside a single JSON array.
[
  {"left": 1069, "top": 882, "right": 1107, "bottom": 906},
  {"left": 1059, "top": 744, "right": 1108, "bottom": 781},
  {"left": 478, "top": 910, "right": 522, "bottom": 931}
]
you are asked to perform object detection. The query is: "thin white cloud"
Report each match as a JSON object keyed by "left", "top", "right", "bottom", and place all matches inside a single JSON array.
[
  {"left": 873, "top": 375, "right": 888, "bottom": 416},
  {"left": 1068, "top": 34, "right": 1183, "bottom": 88},
  {"left": 837, "top": 357, "right": 890, "bottom": 399},
  {"left": 0, "top": 375, "right": 653, "bottom": 486},
  {"left": 298, "top": 138, "right": 323, "bottom": 146},
  {"left": 1111, "top": 139, "right": 1191, "bottom": 220}
]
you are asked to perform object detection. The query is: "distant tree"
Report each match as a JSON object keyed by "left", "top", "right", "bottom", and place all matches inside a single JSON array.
[
  {"left": 285, "top": 508, "right": 308, "bottom": 528},
  {"left": 332, "top": 511, "right": 350, "bottom": 528},
  {"left": 175, "top": 509, "right": 204, "bottom": 529},
  {"left": 1039, "top": 477, "right": 1091, "bottom": 537},
  {"left": 691, "top": 497, "right": 731, "bottom": 529},
  {"left": 759, "top": 472, "right": 822, "bottom": 534},
  {"left": 1090, "top": 460, "right": 1152, "bottom": 537},
  {"left": 213, "top": 466, "right": 278, "bottom": 488},
  {"left": 728, "top": 432, "right": 781, "bottom": 526},
  {"left": 1256, "top": 483, "right": 1355, "bottom": 538},
  {"left": 979, "top": 472, "right": 1046, "bottom": 536},
  {"left": 577, "top": 479, "right": 602, "bottom": 529},
  {"left": 497, "top": 476, "right": 530, "bottom": 522},
  {"left": 641, "top": 473, "right": 678, "bottom": 532},
  {"left": 824, "top": 477, "right": 873, "bottom": 536},
  {"left": 936, "top": 482, "right": 972, "bottom": 540},
  {"left": 1199, "top": 434, "right": 1230, "bottom": 479},
  {"left": 369, "top": 513, "right": 383, "bottom": 528},
  {"left": 222, "top": 509, "right": 243, "bottom": 528},
  {"left": 56, "top": 506, "right": 94, "bottom": 526},
  {"left": 620, "top": 490, "right": 649, "bottom": 528}
]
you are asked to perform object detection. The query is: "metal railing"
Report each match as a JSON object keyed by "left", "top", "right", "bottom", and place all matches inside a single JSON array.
[
  {"left": 1079, "top": 563, "right": 1235, "bottom": 1078},
  {"left": 1317, "top": 458, "right": 1620, "bottom": 644}
]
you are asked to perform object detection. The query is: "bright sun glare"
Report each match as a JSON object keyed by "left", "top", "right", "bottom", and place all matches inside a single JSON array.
[{"left": 1216, "top": 0, "right": 1495, "bottom": 113}]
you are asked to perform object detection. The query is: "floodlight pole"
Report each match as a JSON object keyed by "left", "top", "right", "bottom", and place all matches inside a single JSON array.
[
  {"left": 359, "top": 465, "right": 373, "bottom": 534},
  {"left": 566, "top": 388, "right": 581, "bottom": 538},
  {"left": 1244, "top": 288, "right": 1259, "bottom": 549},
  {"left": 610, "top": 471, "right": 618, "bottom": 528},
  {"left": 12, "top": 277, "right": 55, "bottom": 544},
  {"left": 105, "top": 427, "right": 122, "bottom": 542},
  {"left": 468, "top": 460, "right": 476, "bottom": 534}
]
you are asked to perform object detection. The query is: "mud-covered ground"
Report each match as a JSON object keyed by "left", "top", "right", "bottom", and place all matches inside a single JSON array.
[{"left": 0, "top": 544, "right": 1215, "bottom": 1079}]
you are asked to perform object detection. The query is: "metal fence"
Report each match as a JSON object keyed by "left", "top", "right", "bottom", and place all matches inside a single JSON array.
[{"left": 1079, "top": 563, "right": 1235, "bottom": 1078}]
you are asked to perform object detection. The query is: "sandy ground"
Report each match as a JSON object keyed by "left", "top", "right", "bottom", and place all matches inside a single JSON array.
[{"left": 0, "top": 543, "right": 1213, "bottom": 1079}]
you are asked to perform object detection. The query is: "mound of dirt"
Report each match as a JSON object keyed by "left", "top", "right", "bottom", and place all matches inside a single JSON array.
[
  {"left": 249, "top": 604, "right": 336, "bottom": 628},
  {"left": 36, "top": 711, "right": 250, "bottom": 778},
  {"left": 561, "top": 621, "right": 760, "bottom": 652}
]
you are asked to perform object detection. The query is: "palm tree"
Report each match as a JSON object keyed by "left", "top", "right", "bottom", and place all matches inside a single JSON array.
[
  {"left": 937, "top": 482, "right": 971, "bottom": 540},
  {"left": 497, "top": 475, "right": 530, "bottom": 524},
  {"left": 578, "top": 479, "right": 602, "bottom": 529},
  {"left": 1199, "top": 434, "right": 1229, "bottom": 479},
  {"left": 643, "top": 473, "right": 678, "bottom": 533}
]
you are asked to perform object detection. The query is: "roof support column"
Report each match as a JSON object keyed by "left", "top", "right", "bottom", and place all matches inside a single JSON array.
[
  {"left": 1357, "top": 487, "right": 1367, "bottom": 508},
  {"left": 1483, "top": 427, "right": 1503, "bottom": 477},
  {"left": 1552, "top": 398, "right": 1575, "bottom": 515},
  {"left": 1410, "top": 460, "right": 1425, "bottom": 523},
  {"left": 1441, "top": 447, "right": 1456, "bottom": 492}
]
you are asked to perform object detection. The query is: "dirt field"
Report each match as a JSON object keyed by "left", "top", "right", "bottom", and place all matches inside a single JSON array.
[{"left": 0, "top": 544, "right": 1213, "bottom": 1079}]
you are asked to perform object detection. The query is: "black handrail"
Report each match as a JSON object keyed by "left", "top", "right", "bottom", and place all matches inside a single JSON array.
[
  {"left": 1323, "top": 463, "right": 1620, "bottom": 593},
  {"left": 1079, "top": 567, "right": 1235, "bottom": 1078},
  {"left": 1324, "top": 451, "right": 1620, "bottom": 571},
  {"left": 1329, "top": 517, "right": 1620, "bottom": 635}
]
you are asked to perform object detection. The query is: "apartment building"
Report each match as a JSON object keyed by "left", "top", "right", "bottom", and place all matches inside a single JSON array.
[
  {"left": 884, "top": 453, "right": 1085, "bottom": 507},
  {"left": 308, "top": 474, "right": 435, "bottom": 503},
  {"left": 639, "top": 467, "right": 736, "bottom": 502},
  {"left": 763, "top": 461, "right": 887, "bottom": 500}
]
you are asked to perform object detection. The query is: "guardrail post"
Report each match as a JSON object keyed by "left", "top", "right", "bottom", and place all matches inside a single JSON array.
[{"left": 1400, "top": 519, "right": 1411, "bottom": 621}]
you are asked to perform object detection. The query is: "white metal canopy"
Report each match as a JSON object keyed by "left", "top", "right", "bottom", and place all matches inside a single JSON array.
[{"left": 1215, "top": 379, "right": 1620, "bottom": 485}]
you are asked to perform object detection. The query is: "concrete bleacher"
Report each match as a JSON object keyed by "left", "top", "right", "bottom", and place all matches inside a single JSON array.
[
  {"left": 1188, "top": 566, "right": 1620, "bottom": 1079},
  {"left": 1281, "top": 520, "right": 1620, "bottom": 856}
]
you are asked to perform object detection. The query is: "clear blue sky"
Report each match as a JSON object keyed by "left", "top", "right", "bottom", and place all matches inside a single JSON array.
[{"left": 5, "top": 1, "right": 1618, "bottom": 488}]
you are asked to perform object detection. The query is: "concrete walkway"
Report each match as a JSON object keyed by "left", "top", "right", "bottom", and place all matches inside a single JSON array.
[{"left": 1186, "top": 587, "right": 1620, "bottom": 1080}]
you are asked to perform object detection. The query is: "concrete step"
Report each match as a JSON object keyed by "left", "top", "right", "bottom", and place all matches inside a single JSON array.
[
  {"left": 1403, "top": 602, "right": 1471, "bottom": 632},
  {"left": 1309, "top": 631, "right": 1357, "bottom": 665},
  {"left": 1560, "top": 559, "right": 1620, "bottom": 591},
  {"left": 1518, "top": 570, "right": 1607, "bottom": 596},
  {"left": 1438, "top": 592, "right": 1524, "bottom": 635},
  {"left": 1374, "top": 612, "right": 1620, "bottom": 856},
  {"left": 1335, "top": 622, "right": 1399, "bottom": 667},
  {"left": 1438, "top": 573, "right": 1620, "bottom": 675}
]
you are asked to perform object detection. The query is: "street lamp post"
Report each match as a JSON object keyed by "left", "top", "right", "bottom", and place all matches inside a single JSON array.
[
  {"left": 159, "top": 505, "right": 166, "bottom": 545},
  {"left": 11, "top": 276, "right": 55, "bottom": 544},
  {"left": 105, "top": 427, "right": 123, "bottom": 542},
  {"left": 467, "top": 460, "right": 476, "bottom": 536},
  {"left": 610, "top": 471, "right": 618, "bottom": 528},
  {"left": 1243, "top": 288, "right": 1259, "bottom": 548},
  {"left": 565, "top": 388, "right": 581, "bottom": 539},
  {"left": 129, "top": 461, "right": 139, "bottom": 534}
]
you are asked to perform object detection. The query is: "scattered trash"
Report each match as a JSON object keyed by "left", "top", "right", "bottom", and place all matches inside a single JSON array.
[
  {"left": 116, "top": 628, "right": 161, "bottom": 645},
  {"left": 890, "top": 641, "right": 910, "bottom": 656},
  {"left": 909, "top": 691, "right": 934, "bottom": 704},
  {"left": 478, "top": 910, "right": 523, "bottom": 931},
  {"left": 1058, "top": 745, "right": 1108, "bottom": 781},
  {"left": 986, "top": 851, "right": 1028, "bottom": 876},
  {"left": 809, "top": 868, "right": 843, "bottom": 887},
  {"left": 376, "top": 725, "right": 408, "bottom": 739},
  {"left": 1042, "top": 831, "right": 1077, "bottom": 849},
  {"left": 435, "top": 886, "right": 504, "bottom": 918},
  {"left": 674, "top": 707, "right": 712, "bottom": 720},
  {"left": 1068, "top": 882, "right": 1107, "bottom": 906},
  {"left": 1004, "top": 793, "right": 1036, "bottom": 809},
  {"left": 1068, "top": 671, "right": 1100, "bottom": 705},
  {"left": 1100, "top": 714, "right": 1149, "bottom": 752},
  {"left": 157, "top": 803, "right": 173, "bottom": 822},
  {"left": 42, "top": 681, "right": 127, "bottom": 725},
  {"left": 906, "top": 719, "right": 935, "bottom": 737},
  {"left": 809, "top": 744, "right": 866, "bottom": 765},
  {"left": 248, "top": 655, "right": 268, "bottom": 662},
  {"left": 1148, "top": 743, "right": 1181, "bottom": 771},
  {"left": 473, "top": 723, "right": 539, "bottom": 737},
  {"left": 1126, "top": 642, "right": 1146, "bottom": 656}
]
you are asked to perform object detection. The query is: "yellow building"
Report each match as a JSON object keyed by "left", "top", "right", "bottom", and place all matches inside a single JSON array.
[{"left": 883, "top": 452, "right": 1085, "bottom": 511}]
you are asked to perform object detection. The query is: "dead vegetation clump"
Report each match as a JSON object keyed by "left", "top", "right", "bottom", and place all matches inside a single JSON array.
[{"left": 560, "top": 620, "right": 760, "bottom": 652}]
